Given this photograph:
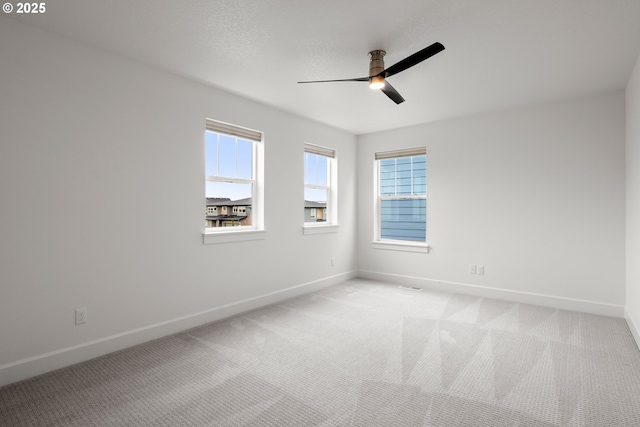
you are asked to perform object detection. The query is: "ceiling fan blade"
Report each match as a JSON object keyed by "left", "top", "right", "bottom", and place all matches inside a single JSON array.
[
  {"left": 380, "top": 81, "right": 405, "bottom": 104},
  {"left": 384, "top": 42, "right": 445, "bottom": 78},
  {"left": 298, "top": 77, "right": 368, "bottom": 84}
]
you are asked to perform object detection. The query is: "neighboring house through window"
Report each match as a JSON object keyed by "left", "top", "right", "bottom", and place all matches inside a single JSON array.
[
  {"left": 374, "top": 147, "right": 427, "bottom": 246},
  {"left": 304, "top": 143, "right": 337, "bottom": 232}
]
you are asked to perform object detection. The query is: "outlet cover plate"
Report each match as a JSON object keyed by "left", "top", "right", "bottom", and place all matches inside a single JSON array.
[{"left": 75, "top": 308, "right": 87, "bottom": 325}]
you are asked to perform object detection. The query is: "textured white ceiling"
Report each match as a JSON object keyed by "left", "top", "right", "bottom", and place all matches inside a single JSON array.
[{"left": 10, "top": 0, "right": 640, "bottom": 134}]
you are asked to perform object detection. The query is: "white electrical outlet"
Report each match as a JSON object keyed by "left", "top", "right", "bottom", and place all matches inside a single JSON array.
[
  {"left": 331, "top": 257, "right": 335, "bottom": 267},
  {"left": 469, "top": 264, "right": 477, "bottom": 274},
  {"left": 477, "top": 265, "right": 485, "bottom": 275},
  {"left": 75, "top": 308, "right": 87, "bottom": 325}
]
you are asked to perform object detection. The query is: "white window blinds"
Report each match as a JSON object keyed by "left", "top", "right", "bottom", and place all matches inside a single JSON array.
[
  {"left": 375, "top": 146, "right": 426, "bottom": 160},
  {"left": 304, "top": 143, "right": 335, "bottom": 158},
  {"left": 205, "top": 119, "right": 262, "bottom": 142}
]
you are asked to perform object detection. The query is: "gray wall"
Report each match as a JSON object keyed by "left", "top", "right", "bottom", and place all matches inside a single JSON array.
[
  {"left": 626, "top": 53, "right": 640, "bottom": 343},
  {"left": 0, "top": 17, "right": 358, "bottom": 385},
  {"left": 357, "top": 92, "right": 626, "bottom": 314}
]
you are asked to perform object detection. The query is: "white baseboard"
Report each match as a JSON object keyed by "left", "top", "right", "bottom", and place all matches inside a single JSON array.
[
  {"left": 358, "top": 270, "right": 625, "bottom": 318},
  {"left": 0, "top": 270, "right": 357, "bottom": 388},
  {"left": 625, "top": 309, "right": 640, "bottom": 351}
]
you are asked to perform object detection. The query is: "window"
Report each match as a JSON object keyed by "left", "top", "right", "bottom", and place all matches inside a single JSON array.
[
  {"left": 304, "top": 143, "right": 338, "bottom": 233},
  {"left": 204, "top": 119, "right": 264, "bottom": 243},
  {"left": 374, "top": 147, "right": 427, "bottom": 248}
]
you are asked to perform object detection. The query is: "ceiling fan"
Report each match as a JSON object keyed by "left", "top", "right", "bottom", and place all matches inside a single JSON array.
[{"left": 298, "top": 42, "right": 445, "bottom": 104}]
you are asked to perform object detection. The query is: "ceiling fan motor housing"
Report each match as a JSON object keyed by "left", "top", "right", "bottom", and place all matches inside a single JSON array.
[{"left": 368, "top": 50, "right": 386, "bottom": 77}]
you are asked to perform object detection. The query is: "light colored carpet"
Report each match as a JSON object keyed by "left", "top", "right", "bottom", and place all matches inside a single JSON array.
[{"left": 1, "top": 278, "right": 640, "bottom": 426}]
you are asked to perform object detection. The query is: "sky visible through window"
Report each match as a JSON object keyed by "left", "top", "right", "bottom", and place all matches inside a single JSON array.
[
  {"left": 205, "top": 131, "right": 253, "bottom": 201},
  {"left": 304, "top": 153, "right": 328, "bottom": 203}
]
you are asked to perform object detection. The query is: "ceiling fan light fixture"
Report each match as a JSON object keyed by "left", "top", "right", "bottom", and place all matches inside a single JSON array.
[{"left": 369, "top": 75, "right": 386, "bottom": 89}]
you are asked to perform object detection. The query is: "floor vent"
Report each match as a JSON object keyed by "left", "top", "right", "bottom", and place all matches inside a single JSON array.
[{"left": 399, "top": 286, "right": 423, "bottom": 291}]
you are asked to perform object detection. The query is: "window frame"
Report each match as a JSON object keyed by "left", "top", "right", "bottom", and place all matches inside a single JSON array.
[
  {"left": 373, "top": 147, "right": 429, "bottom": 253},
  {"left": 203, "top": 119, "right": 265, "bottom": 244},
  {"left": 303, "top": 143, "right": 338, "bottom": 235}
]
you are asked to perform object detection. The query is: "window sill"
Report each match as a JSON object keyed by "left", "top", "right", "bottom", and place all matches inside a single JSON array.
[
  {"left": 372, "top": 240, "right": 430, "bottom": 253},
  {"left": 303, "top": 224, "right": 339, "bottom": 235},
  {"left": 203, "top": 229, "right": 266, "bottom": 244}
]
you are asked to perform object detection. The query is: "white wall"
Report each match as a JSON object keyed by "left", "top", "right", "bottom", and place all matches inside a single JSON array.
[
  {"left": 0, "top": 18, "right": 357, "bottom": 386},
  {"left": 358, "top": 92, "right": 626, "bottom": 315},
  {"left": 627, "top": 53, "right": 640, "bottom": 346}
]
